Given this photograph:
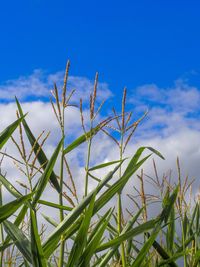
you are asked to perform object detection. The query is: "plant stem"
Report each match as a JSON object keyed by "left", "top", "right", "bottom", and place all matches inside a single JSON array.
[
  {"left": 0, "top": 184, "right": 4, "bottom": 267},
  {"left": 84, "top": 123, "right": 93, "bottom": 197},
  {"left": 118, "top": 133, "right": 126, "bottom": 266},
  {"left": 58, "top": 108, "right": 65, "bottom": 267},
  {"left": 25, "top": 163, "right": 33, "bottom": 193}
]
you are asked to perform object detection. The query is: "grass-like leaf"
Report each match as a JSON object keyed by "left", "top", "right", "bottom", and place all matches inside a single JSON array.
[
  {"left": 66, "top": 192, "right": 96, "bottom": 267},
  {"left": 32, "top": 138, "right": 63, "bottom": 206},
  {"left": 63, "top": 124, "right": 103, "bottom": 155},
  {"left": 0, "top": 114, "right": 27, "bottom": 150},
  {"left": 99, "top": 209, "right": 144, "bottom": 267},
  {"left": 38, "top": 199, "right": 72, "bottom": 211},
  {"left": 15, "top": 97, "right": 61, "bottom": 193},
  {"left": 3, "top": 220, "right": 32, "bottom": 263},
  {"left": 89, "top": 159, "right": 124, "bottom": 171},
  {"left": 0, "top": 193, "right": 32, "bottom": 223},
  {"left": 79, "top": 209, "right": 113, "bottom": 267},
  {"left": 94, "top": 153, "right": 152, "bottom": 213},
  {"left": 96, "top": 219, "right": 157, "bottom": 252},
  {"left": 30, "top": 208, "right": 47, "bottom": 267},
  {"left": 131, "top": 186, "right": 179, "bottom": 267},
  {"left": 42, "top": 163, "right": 122, "bottom": 258},
  {"left": 0, "top": 174, "right": 22, "bottom": 198}
]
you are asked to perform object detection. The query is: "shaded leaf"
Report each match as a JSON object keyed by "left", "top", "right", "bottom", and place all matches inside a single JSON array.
[{"left": 4, "top": 220, "right": 32, "bottom": 263}]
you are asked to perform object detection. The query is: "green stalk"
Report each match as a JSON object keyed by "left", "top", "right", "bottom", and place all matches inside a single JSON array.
[
  {"left": 84, "top": 122, "right": 93, "bottom": 197},
  {"left": 118, "top": 132, "right": 126, "bottom": 266},
  {"left": 26, "top": 163, "right": 33, "bottom": 193},
  {"left": 84, "top": 137, "right": 92, "bottom": 197},
  {"left": 181, "top": 217, "right": 187, "bottom": 267},
  {"left": 58, "top": 107, "right": 65, "bottom": 267},
  {"left": 0, "top": 184, "right": 4, "bottom": 266}
]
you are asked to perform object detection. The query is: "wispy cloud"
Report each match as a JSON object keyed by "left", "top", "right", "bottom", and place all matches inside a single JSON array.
[
  {"left": 0, "top": 70, "right": 113, "bottom": 102},
  {"left": 128, "top": 79, "right": 200, "bottom": 139},
  {"left": 130, "top": 79, "right": 200, "bottom": 115}
]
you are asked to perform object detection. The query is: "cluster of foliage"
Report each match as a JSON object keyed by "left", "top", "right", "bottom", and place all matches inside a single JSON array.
[{"left": 0, "top": 62, "right": 199, "bottom": 267}]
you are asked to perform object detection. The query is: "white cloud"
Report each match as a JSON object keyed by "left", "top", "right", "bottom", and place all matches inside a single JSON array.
[
  {"left": 130, "top": 79, "right": 200, "bottom": 114},
  {"left": 0, "top": 71, "right": 200, "bottom": 222},
  {"left": 0, "top": 70, "right": 113, "bottom": 102},
  {"left": 128, "top": 79, "right": 200, "bottom": 140}
]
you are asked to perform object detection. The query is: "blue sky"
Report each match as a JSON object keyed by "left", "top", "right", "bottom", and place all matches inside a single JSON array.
[
  {"left": 1, "top": 0, "right": 200, "bottom": 215},
  {"left": 1, "top": 0, "right": 200, "bottom": 96},
  {"left": 1, "top": 0, "right": 200, "bottom": 188}
]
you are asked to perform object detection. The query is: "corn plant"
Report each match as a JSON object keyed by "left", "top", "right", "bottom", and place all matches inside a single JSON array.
[{"left": 0, "top": 62, "right": 199, "bottom": 267}]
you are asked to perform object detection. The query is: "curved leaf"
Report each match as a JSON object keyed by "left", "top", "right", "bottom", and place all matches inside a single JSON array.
[
  {"left": 0, "top": 193, "right": 32, "bottom": 223},
  {"left": 15, "top": 97, "right": 61, "bottom": 193}
]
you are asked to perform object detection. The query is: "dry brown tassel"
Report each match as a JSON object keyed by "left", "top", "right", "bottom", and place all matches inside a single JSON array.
[
  {"left": 121, "top": 87, "right": 127, "bottom": 131},
  {"left": 62, "top": 60, "right": 70, "bottom": 106}
]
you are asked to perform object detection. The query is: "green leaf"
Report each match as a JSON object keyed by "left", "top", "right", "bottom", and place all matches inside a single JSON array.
[
  {"left": 193, "top": 249, "right": 200, "bottom": 267},
  {"left": 42, "top": 163, "right": 122, "bottom": 258},
  {"left": 176, "top": 234, "right": 195, "bottom": 254},
  {"left": 96, "top": 219, "right": 157, "bottom": 253},
  {"left": 131, "top": 226, "right": 161, "bottom": 267},
  {"left": 62, "top": 217, "right": 83, "bottom": 242},
  {"left": 89, "top": 159, "right": 124, "bottom": 171},
  {"left": 188, "top": 203, "right": 198, "bottom": 235},
  {"left": 0, "top": 241, "right": 13, "bottom": 253},
  {"left": 41, "top": 213, "right": 58, "bottom": 227},
  {"left": 87, "top": 209, "right": 113, "bottom": 244},
  {"left": 3, "top": 204, "right": 28, "bottom": 247},
  {"left": 79, "top": 209, "right": 113, "bottom": 267},
  {"left": 30, "top": 208, "right": 47, "bottom": 267},
  {"left": 131, "top": 186, "right": 179, "bottom": 267},
  {"left": 158, "top": 251, "right": 188, "bottom": 267},
  {"left": 94, "top": 154, "right": 151, "bottom": 213},
  {"left": 64, "top": 124, "right": 103, "bottom": 154},
  {"left": 124, "top": 146, "right": 164, "bottom": 177},
  {"left": 38, "top": 199, "right": 72, "bottom": 211},
  {"left": 3, "top": 220, "right": 32, "bottom": 263},
  {"left": 0, "top": 114, "right": 27, "bottom": 150},
  {"left": 0, "top": 174, "right": 22, "bottom": 198},
  {"left": 32, "top": 138, "right": 63, "bottom": 206},
  {"left": 66, "top": 192, "right": 96, "bottom": 267},
  {"left": 43, "top": 147, "right": 156, "bottom": 258},
  {"left": 0, "top": 193, "right": 32, "bottom": 223},
  {"left": 146, "top": 146, "right": 165, "bottom": 160},
  {"left": 166, "top": 205, "right": 175, "bottom": 253},
  {"left": 99, "top": 209, "right": 144, "bottom": 267},
  {"left": 15, "top": 97, "right": 61, "bottom": 193},
  {"left": 160, "top": 186, "right": 179, "bottom": 223},
  {"left": 146, "top": 232, "right": 178, "bottom": 267}
]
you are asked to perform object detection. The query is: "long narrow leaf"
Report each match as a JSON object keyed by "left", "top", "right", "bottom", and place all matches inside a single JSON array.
[
  {"left": 30, "top": 208, "right": 47, "bottom": 267},
  {"left": 3, "top": 204, "right": 28, "bottom": 246},
  {"left": 32, "top": 138, "right": 63, "bottom": 206},
  {"left": 89, "top": 159, "right": 124, "bottom": 171},
  {"left": 3, "top": 220, "right": 32, "bottom": 263},
  {"left": 0, "top": 114, "right": 26, "bottom": 150},
  {"left": 38, "top": 199, "right": 72, "bottom": 211},
  {"left": 64, "top": 124, "right": 102, "bottom": 155},
  {"left": 94, "top": 154, "right": 151, "bottom": 213},
  {"left": 66, "top": 192, "right": 96, "bottom": 267},
  {"left": 0, "top": 193, "right": 32, "bottom": 223},
  {"left": 131, "top": 186, "right": 179, "bottom": 267},
  {"left": 79, "top": 209, "right": 113, "bottom": 267},
  {"left": 16, "top": 97, "right": 61, "bottom": 193},
  {"left": 96, "top": 219, "right": 157, "bottom": 252},
  {"left": 99, "top": 209, "right": 144, "bottom": 267},
  {"left": 0, "top": 174, "right": 22, "bottom": 198},
  {"left": 42, "top": 163, "right": 123, "bottom": 258}
]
